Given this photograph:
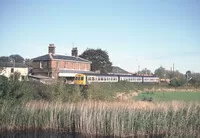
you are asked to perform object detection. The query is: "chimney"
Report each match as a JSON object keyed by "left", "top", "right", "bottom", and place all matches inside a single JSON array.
[
  {"left": 48, "top": 44, "right": 55, "bottom": 54},
  {"left": 71, "top": 47, "right": 78, "bottom": 57}
]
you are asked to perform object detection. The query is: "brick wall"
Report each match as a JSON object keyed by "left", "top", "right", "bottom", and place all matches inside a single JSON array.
[
  {"left": 32, "top": 60, "right": 91, "bottom": 79},
  {"left": 50, "top": 60, "right": 90, "bottom": 71}
]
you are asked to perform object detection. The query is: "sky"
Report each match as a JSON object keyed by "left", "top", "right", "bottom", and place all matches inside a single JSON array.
[{"left": 1, "top": 0, "right": 200, "bottom": 73}]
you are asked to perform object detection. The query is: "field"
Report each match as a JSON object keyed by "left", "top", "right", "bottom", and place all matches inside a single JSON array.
[
  {"left": 134, "top": 91, "right": 200, "bottom": 102},
  {"left": 0, "top": 79, "right": 200, "bottom": 137}
]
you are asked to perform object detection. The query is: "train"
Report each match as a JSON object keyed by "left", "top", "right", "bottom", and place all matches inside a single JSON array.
[{"left": 74, "top": 73, "right": 160, "bottom": 85}]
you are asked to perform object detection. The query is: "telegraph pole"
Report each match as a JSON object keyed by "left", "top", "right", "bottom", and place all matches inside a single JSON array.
[{"left": 173, "top": 63, "right": 174, "bottom": 78}]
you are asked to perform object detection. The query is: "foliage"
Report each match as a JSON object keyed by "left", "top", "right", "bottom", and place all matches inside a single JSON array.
[
  {"left": 0, "top": 56, "right": 10, "bottom": 63},
  {"left": 154, "top": 66, "right": 166, "bottom": 78},
  {"left": 9, "top": 54, "right": 24, "bottom": 63},
  {"left": 79, "top": 48, "right": 112, "bottom": 74},
  {"left": 10, "top": 71, "right": 21, "bottom": 81},
  {"left": 189, "top": 73, "right": 200, "bottom": 86},
  {"left": 0, "top": 75, "right": 10, "bottom": 98},
  {"left": 24, "top": 58, "right": 33, "bottom": 67},
  {"left": 138, "top": 68, "right": 152, "bottom": 75}
]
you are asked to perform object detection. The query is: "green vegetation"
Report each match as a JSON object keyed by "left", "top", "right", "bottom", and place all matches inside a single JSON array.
[
  {"left": 135, "top": 91, "right": 200, "bottom": 102},
  {"left": 1, "top": 75, "right": 200, "bottom": 137},
  {"left": 0, "top": 101, "right": 200, "bottom": 137}
]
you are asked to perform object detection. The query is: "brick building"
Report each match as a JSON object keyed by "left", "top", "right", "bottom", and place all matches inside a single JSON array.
[{"left": 31, "top": 44, "right": 92, "bottom": 81}]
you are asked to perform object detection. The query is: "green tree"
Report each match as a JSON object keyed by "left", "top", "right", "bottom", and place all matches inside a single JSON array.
[
  {"left": 154, "top": 66, "right": 166, "bottom": 78},
  {"left": 25, "top": 58, "right": 33, "bottom": 67},
  {"left": 138, "top": 68, "right": 152, "bottom": 75},
  {"left": 0, "top": 56, "right": 10, "bottom": 63},
  {"left": 79, "top": 48, "right": 112, "bottom": 74},
  {"left": 9, "top": 54, "right": 24, "bottom": 63},
  {"left": 190, "top": 73, "right": 200, "bottom": 85}
]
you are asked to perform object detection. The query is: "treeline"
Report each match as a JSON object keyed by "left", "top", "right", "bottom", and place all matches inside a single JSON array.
[
  {"left": 0, "top": 54, "right": 32, "bottom": 67},
  {"left": 154, "top": 67, "right": 200, "bottom": 87}
]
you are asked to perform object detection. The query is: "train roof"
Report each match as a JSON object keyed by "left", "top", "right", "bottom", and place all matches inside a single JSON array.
[{"left": 76, "top": 73, "right": 158, "bottom": 78}]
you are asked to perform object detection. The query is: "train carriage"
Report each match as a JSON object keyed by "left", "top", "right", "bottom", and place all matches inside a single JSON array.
[{"left": 74, "top": 73, "right": 159, "bottom": 85}]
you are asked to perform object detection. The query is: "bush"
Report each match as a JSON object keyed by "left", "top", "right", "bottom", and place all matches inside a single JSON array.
[
  {"left": 0, "top": 75, "right": 10, "bottom": 98},
  {"left": 169, "top": 78, "right": 186, "bottom": 87}
]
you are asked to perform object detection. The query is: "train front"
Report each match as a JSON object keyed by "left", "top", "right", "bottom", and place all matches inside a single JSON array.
[{"left": 74, "top": 74, "right": 86, "bottom": 85}]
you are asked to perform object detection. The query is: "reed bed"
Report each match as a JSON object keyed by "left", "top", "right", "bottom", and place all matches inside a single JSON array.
[{"left": 0, "top": 100, "right": 200, "bottom": 137}]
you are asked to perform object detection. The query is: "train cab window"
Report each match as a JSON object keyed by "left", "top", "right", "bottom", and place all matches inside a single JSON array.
[
  {"left": 92, "top": 77, "right": 95, "bottom": 81},
  {"left": 81, "top": 77, "right": 84, "bottom": 80}
]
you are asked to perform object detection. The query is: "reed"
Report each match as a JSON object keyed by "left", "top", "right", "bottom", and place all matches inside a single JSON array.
[{"left": 0, "top": 100, "right": 200, "bottom": 137}]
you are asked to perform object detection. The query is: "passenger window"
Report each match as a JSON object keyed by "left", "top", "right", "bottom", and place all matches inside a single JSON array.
[{"left": 88, "top": 77, "right": 91, "bottom": 80}]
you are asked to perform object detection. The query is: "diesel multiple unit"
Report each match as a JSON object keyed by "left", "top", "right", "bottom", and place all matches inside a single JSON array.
[{"left": 74, "top": 73, "right": 159, "bottom": 85}]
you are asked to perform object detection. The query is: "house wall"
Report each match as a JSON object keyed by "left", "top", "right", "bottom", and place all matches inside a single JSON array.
[
  {"left": 0, "top": 67, "right": 28, "bottom": 81},
  {"left": 32, "top": 60, "right": 91, "bottom": 79}
]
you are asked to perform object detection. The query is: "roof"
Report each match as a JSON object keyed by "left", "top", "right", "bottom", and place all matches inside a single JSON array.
[
  {"left": 0, "top": 62, "right": 27, "bottom": 68},
  {"left": 59, "top": 69, "right": 95, "bottom": 74},
  {"left": 28, "top": 75, "right": 52, "bottom": 80},
  {"left": 109, "top": 66, "right": 132, "bottom": 75},
  {"left": 32, "top": 54, "right": 92, "bottom": 63}
]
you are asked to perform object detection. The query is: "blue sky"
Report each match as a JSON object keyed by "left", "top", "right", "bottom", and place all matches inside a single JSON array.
[{"left": 1, "top": 0, "right": 200, "bottom": 73}]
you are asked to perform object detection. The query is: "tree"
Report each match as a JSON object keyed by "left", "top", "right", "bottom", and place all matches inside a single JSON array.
[
  {"left": 185, "top": 70, "right": 192, "bottom": 82},
  {"left": 0, "top": 56, "right": 10, "bottom": 63},
  {"left": 138, "top": 68, "right": 152, "bottom": 75},
  {"left": 154, "top": 66, "right": 166, "bottom": 78},
  {"left": 25, "top": 58, "right": 33, "bottom": 67},
  {"left": 189, "top": 72, "right": 200, "bottom": 85},
  {"left": 9, "top": 54, "right": 24, "bottom": 63},
  {"left": 79, "top": 48, "right": 112, "bottom": 74}
]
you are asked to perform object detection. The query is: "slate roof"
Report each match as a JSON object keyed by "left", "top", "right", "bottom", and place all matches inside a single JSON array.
[
  {"left": 32, "top": 54, "right": 91, "bottom": 63},
  {"left": 59, "top": 69, "right": 95, "bottom": 74},
  {"left": 0, "top": 62, "right": 27, "bottom": 68},
  {"left": 109, "top": 66, "right": 132, "bottom": 75}
]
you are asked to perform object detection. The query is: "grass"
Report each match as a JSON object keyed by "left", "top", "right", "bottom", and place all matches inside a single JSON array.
[
  {"left": 87, "top": 82, "right": 166, "bottom": 100},
  {"left": 1, "top": 77, "right": 200, "bottom": 137},
  {"left": 0, "top": 100, "right": 200, "bottom": 137},
  {"left": 134, "top": 91, "right": 200, "bottom": 102}
]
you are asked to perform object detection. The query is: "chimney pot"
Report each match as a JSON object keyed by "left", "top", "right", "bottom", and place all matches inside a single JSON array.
[
  {"left": 48, "top": 44, "right": 55, "bottom": 54},
  {"left": 71, "top": 47, "right": 78, "bottom": 57}
]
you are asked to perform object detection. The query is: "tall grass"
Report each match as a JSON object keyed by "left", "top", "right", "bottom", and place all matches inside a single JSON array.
[{"left": 0, "top": 101, "right": 199, "bottom": 137}]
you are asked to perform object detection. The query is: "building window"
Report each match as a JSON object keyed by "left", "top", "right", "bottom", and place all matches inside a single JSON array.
[
  {"left": 40, "top": 62, "right": 43, "bottom": 69},
  {"left": 11, "top": 68, "right": 14, "bottom": 73}
]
